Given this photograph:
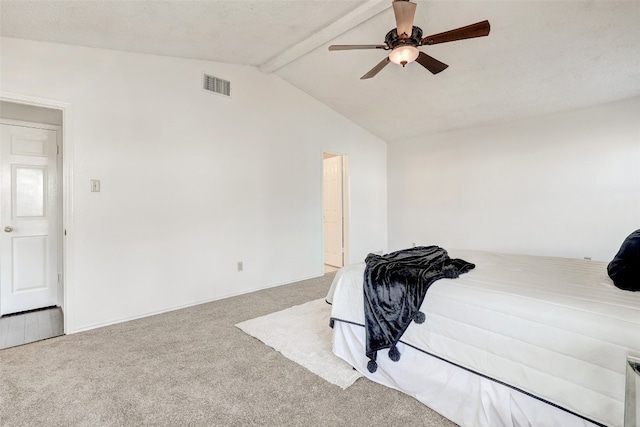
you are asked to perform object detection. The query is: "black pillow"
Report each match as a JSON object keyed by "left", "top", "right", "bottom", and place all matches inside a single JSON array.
[{"left": 608, "top": 229, "right": 640, "bottom": 291}]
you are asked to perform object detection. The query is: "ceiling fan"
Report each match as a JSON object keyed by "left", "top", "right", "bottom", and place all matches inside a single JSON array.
[{"left": 328, "top": 0, "right": 490, "bottom": 79}]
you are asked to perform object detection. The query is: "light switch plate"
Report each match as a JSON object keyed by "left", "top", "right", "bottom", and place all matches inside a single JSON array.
[{"left": 91, "top": 179, "right": 100, "bottom": 192}]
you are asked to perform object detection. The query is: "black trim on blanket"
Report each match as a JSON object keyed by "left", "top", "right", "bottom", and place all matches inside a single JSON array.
[{"left": 329, "top": 317, "right": 606, "bottom": 427}]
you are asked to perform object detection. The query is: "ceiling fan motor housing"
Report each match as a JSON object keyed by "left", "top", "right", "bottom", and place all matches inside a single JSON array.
[{"left": 385, "top": 26, "right": 423, "bottom": 48}]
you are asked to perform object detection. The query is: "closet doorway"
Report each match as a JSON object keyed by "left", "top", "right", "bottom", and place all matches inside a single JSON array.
[{"left": 323, "top": 152, "right": 349, "bottom": 270}]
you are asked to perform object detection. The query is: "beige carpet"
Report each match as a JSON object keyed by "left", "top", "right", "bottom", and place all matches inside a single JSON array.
[
  {"left": 236, "top": 298, "right": 362, "bottom": 389},
  {"left": 0, "top": 272, "right": 457, "bottom": 427}
]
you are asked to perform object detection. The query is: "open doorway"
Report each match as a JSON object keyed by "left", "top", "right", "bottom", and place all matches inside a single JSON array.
[
  {"left": 323, "top": 152, "right": 349, "bottom": 273},
  {"left": 0, "top": 100, "right": 65, "bottom": 348}
]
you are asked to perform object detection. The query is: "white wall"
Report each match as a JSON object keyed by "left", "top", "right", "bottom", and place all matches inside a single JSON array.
[
  {"left": 0, "top": 37, "right": 387, "bottom": 332},
  {"left": 388, "top": 97, "right": 640, "bottom": 261}
]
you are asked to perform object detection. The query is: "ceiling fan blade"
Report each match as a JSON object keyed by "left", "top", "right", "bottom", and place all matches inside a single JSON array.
[
  {"left": 421, "top": 20, "right": 490, "bottom": 45},
  {"left": 360, "top": 57, "right": 391, "bottom": 80},
  {"left": 329, "top": 44, "right": 387, "bottom": 51},
  {"left": 392, "top": 0, "right": 417, "bottom": 39},
  {"left": 415, "top": 52, "right": 448, "bottom": 75}
]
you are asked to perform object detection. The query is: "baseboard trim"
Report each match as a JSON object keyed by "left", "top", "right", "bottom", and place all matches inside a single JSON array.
[{"left": 70, "top": 272, "right": 325, "bottom": 334}]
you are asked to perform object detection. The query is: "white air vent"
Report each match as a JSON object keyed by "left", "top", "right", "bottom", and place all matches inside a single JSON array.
[{"left": 203, "top": 74, "right": 231, "bottom": 97}]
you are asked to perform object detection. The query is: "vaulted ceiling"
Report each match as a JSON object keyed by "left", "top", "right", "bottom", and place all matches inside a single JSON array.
[{"left": 2, "top": 0, "right": 639, "bottom": 142}]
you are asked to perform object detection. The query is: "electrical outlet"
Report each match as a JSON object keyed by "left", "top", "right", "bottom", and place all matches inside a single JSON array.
[
  {"left": 237, "top": 261, "right": 243, "bottom": 272},
  {"left": 90, "top": 179, "right": 100, "bottom": 192}
]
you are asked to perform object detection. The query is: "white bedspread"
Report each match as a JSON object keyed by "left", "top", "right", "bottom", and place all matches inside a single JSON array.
[{"left": 327, "top": 249, "right": 640, "bottom": 427}]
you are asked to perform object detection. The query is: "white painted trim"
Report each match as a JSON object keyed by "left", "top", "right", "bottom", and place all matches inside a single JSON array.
[
  {"left": 0, "top": 92, "right": 75, "bottom": 334},
  {"left": 259, "top": 0, "right": 390, "bottom": 73},
  {"left": 73, "top": 272, "right": 324, "bottom": 333},
  {"left": 0, "top": 119, "right": 60, "bottom": 132},
  {"left": 341, "top": 155, "right": 350, "bottom": 266}
]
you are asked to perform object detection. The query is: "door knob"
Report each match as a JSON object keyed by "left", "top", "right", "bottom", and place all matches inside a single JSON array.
[{"left": 4, "top": 226, "right": 13, "bottom": 232}]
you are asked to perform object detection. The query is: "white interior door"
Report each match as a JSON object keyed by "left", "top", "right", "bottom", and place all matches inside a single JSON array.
[
  {"left": 323, "top": 155, "right": 343, "bottom": 267},
  {"left": 0, "top": 122, "right": 59, "bottom": 315}
]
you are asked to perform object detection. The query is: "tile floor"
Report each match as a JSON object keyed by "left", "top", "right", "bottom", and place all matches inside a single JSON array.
[{"left": 0, "top": 307, "right": 64, "bottom": 350}]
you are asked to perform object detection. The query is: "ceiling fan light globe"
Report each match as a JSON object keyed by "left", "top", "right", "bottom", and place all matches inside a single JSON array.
[{"left": 389, "top": 45, "right": 419, "bottom": 66}]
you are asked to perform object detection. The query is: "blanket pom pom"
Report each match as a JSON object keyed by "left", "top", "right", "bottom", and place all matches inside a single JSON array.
[
  {"left": 367, "top": 359, "right": 378, "bottom": 373},
  {"left": 414, "top": 311, "right": 426, "bottom": 324},
  {"left": 388, "top": 346, "right": 401, "bottom": 362}
]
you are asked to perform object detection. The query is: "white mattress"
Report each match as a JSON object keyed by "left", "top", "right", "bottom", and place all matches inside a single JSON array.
[{"left": 327, "top": 250, "right": 640, "bottom": 427}]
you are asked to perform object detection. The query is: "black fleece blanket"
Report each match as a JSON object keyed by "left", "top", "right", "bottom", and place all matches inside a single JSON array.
[{"left": 363, "top": 246, "right": 475, "bottom": 373}]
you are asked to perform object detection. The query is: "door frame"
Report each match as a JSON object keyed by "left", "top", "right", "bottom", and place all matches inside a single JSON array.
[
  {"left": 1, "top": 92, "right": 75, "bottom": 334},
  {"left": 322, "top": 152, "right": 350, "bottom": 268}
]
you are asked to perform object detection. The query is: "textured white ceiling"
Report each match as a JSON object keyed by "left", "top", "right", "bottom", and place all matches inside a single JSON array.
[
  {"left": 0, "top": 0, "right": 366, "bottom": 65},
  {"left": 2, "top": 0, "right": 639, "bottom": 142}
]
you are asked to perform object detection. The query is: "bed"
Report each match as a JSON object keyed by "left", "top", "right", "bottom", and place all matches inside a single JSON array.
[{"left": 326, "top": 249, "right": 640, "bottom": 427}]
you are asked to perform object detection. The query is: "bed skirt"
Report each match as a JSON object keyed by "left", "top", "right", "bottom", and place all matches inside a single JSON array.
[{"left": 333, "top": 320, "right": 602, "bottom": 427}]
